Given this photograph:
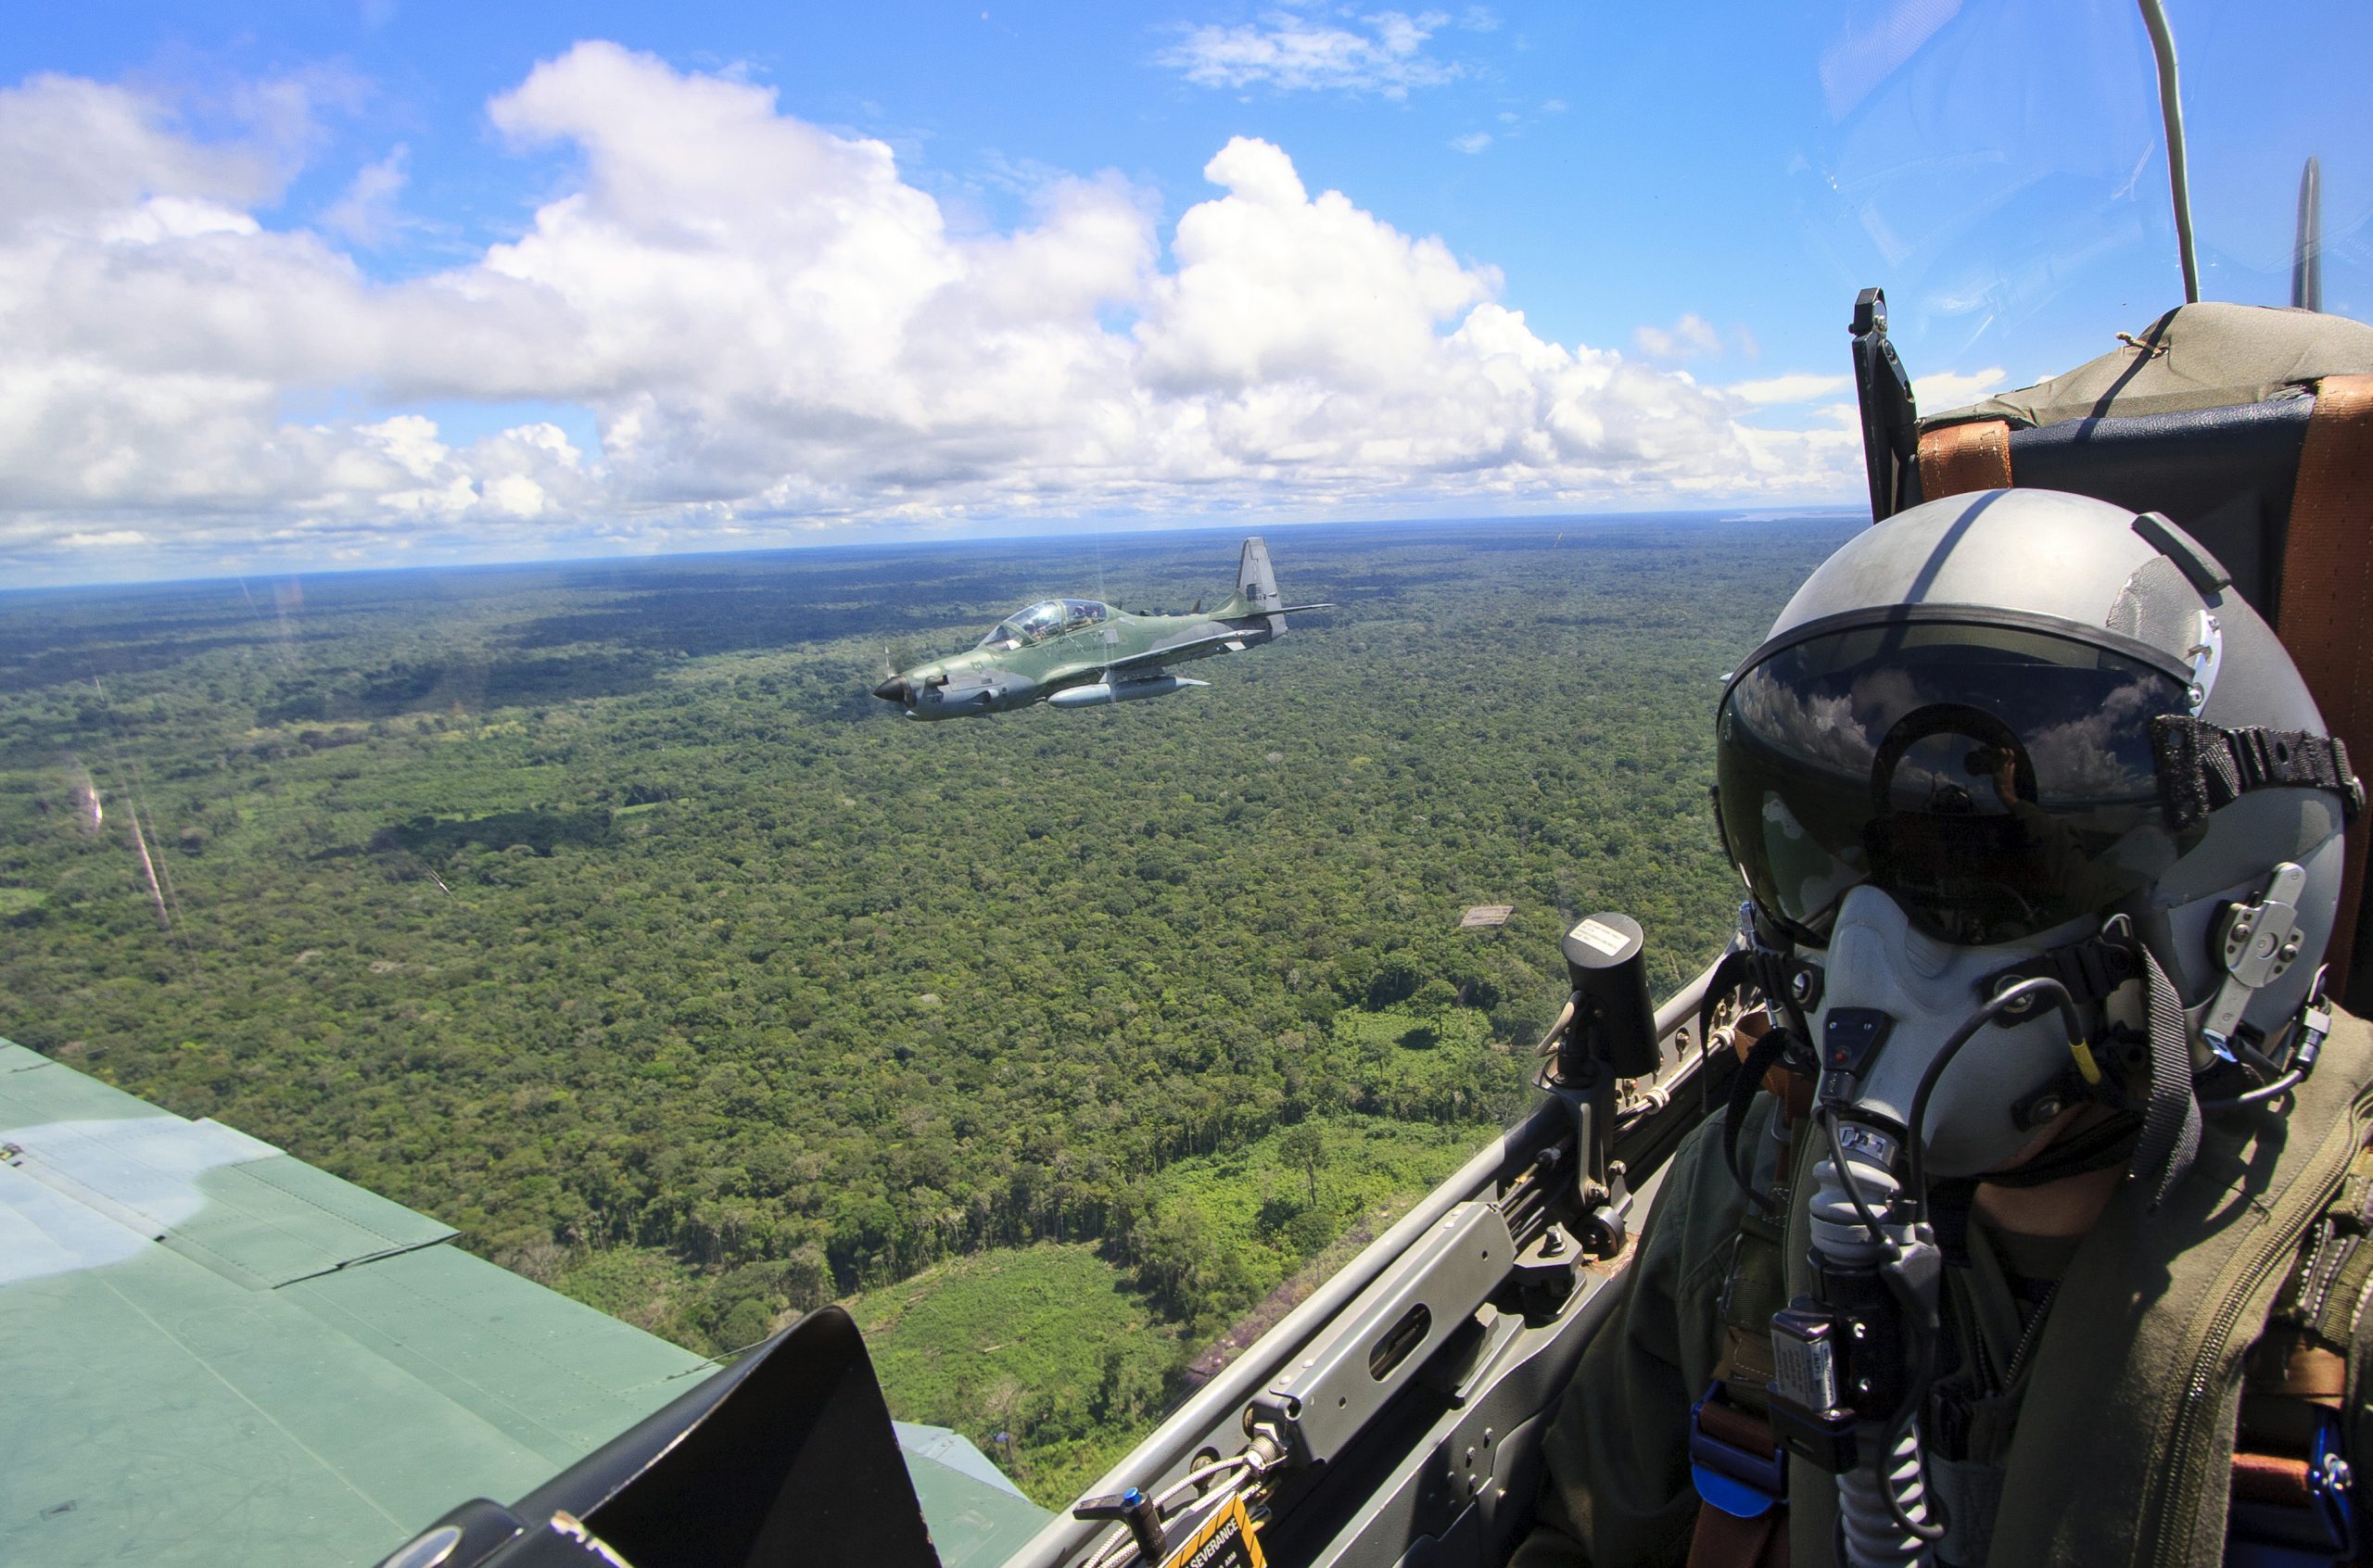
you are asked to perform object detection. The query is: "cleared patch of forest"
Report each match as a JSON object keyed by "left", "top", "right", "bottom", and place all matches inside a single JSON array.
[{"left": 0, "top": 514, "right": 1856, "bottom": 1499}]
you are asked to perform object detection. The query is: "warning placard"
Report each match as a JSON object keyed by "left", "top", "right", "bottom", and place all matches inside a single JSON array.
[
  {"left": 1159, "top": 1495, "right": 1265, "bottom": 1568},
  {"left": 1568, "top": 917, "right": 1631, "bottom": 956}
]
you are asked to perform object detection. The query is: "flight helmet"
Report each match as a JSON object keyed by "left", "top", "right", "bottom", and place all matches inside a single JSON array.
[{"left": 1713, "top": 488, "right": 2360, "bottom": 1183}]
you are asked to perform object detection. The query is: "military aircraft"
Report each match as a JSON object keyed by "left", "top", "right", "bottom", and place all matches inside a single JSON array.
[{"left": 869, "top": 537, "right": 1330, "bottom": 719}]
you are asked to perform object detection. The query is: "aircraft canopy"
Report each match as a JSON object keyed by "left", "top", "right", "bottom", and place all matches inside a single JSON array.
[{"left": 977, "top": 599, "right": 1109, "bottom": 650}]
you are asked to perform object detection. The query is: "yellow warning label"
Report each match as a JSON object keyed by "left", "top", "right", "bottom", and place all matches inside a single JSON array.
[{"left": 1159, "top": 1494, "right": 1265, "bottom": 1568}]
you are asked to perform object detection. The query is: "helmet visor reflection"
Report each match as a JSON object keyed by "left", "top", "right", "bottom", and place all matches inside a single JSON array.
[{"left": 1716, "top": 622, "right": 2202, "bottom": 945}]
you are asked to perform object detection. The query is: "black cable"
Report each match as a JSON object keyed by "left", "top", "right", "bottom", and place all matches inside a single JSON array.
[
  {"left": 1903, "top": 977, "right": 2084, "bottom": 1226},
  {"left": 2198, "top": 1069, "right": 2303, "bottom": 1112},
  {"left": 2231, "top": 1036, "right": 2285, "bottom": 1081},
  {"left": 1876, "top": 1255, "right": 1949, "bottom": 1546},
  {"left": 1859, "top": 974, "right": 2081, "bottom": 1550}
]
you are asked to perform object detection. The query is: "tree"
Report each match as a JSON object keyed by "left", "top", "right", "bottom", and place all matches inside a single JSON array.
[{"left": 1278, "top": 1123, "right": 1328, "bottom": 1208}]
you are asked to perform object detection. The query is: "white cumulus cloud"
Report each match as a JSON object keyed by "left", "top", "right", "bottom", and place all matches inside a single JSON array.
[
  {"left": 1725, "top": 373, "right": 1852, "bottom": 406},
  {"left": 0, "top": 45, "right": 1860, "bottom": 580},
  {"left": 1912, "top": 367, "right": 2011, "bottom": 411}
]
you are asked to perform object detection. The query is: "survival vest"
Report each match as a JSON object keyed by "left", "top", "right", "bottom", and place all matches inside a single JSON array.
[{"left": 1684, "top": 1009, "right": 2373, "bottom": 1568}]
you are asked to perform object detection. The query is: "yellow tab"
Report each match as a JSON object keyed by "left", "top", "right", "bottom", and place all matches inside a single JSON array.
[
  {"left": 2069, "top": 1039, "right": 2103, "bottom": 1086},
  {"left": 1160, "top": 1493, "right": 1265, "bottom": 1568}
]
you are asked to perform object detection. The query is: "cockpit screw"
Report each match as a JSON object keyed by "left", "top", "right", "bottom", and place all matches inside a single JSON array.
[
  {"left": 1790, "top": 971, "right": 1816, "bottom": 1005},
  {"left": 2029, "top": 1094, "right": 2064, "bottom": 1125},
  {"left": 1993, "top": 978, "right": 2038, "bottom": 1016}
]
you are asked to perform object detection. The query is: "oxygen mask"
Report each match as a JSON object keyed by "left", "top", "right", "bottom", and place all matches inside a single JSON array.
[{"left": 1808, "top": 885, "right": 2101, "bottom": 1180}]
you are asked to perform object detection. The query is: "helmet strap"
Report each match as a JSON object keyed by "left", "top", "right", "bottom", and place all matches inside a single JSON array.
[
  {"left": 2151, "top": 715, "right": 2365, "bottom": 829},
  {"left": 2131, "top": 946, "right": 2205, "bottom": 1208},
  {"left": 1971, "top": 1108, "right": 2146, "bottom": 1190}
]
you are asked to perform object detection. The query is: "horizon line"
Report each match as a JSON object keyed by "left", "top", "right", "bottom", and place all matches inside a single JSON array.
[{"left": 2, "top": 505, "right": 1867, "bottom": 598}]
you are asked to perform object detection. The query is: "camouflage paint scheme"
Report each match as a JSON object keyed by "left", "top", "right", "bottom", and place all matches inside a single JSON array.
[{"left": 872, "top": 537, "right": 1329, "bottom": 719}]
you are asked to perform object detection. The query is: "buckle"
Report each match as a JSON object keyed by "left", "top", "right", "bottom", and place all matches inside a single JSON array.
[
  {"left": 2227, "top": 1412, "right": 2357, "bottom": 1566},
  {"left": 1689, "top": 1383, "right": 1786, "bottom": 1520}
]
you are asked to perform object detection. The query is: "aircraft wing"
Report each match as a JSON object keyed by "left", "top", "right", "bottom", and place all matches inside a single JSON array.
[
  {"left": 0, "top": 1038, "right": 1049, "bottom": 1568},
  {"left": 1098, "top": 630, "right": 1247, "bottom": 677}
]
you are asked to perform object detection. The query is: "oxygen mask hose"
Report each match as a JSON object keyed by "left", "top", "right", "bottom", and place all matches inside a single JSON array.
[
  {"left": 1785, "top": 977, "right": 2085, "bottom": 1568},
  {"left": 1806, "top": 1111, "right": 1939, "bottom": 1567}
]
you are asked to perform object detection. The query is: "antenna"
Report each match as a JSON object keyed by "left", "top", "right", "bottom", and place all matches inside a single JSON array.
[
  {"left": 2293, "top": 157, "right": 2324, "bottom": 312},
  {"left": 2136, "top": 0, "right": 2200, "bottom": 304}
]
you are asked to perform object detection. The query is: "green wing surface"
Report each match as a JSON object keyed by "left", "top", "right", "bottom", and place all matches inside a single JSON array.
[
  {"left": 1094, "top": 629, "right": 1246, "bottom": 676},
  {"left": 0, "top": 1039, "right": 1049, "bottom": 1567}
]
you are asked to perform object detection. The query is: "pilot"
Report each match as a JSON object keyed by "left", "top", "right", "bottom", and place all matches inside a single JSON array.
[{"left": 1512, "top": 488, "right": 2373, "bottom": 1567}]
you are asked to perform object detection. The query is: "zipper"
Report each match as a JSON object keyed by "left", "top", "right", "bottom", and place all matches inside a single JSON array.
[
  {"left": 2143, "top": 1101, "right": 2367, "bottom": 1568},
  {"left": 2000, "top": 1280, "right": 2058, "bottom": 1391},
  {"left": 1963, "top": 1283, "right": 1999, "bottom": 1397}
]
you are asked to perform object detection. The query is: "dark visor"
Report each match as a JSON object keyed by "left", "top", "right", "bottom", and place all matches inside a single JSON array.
[{"left": 1716, "top": 620, "right": 2203, "bottom": 946}]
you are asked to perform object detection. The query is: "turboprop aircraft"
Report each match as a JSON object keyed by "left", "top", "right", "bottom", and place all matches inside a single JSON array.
[{"left": 869, "top": 537, "right": 1330, "bottom": 719}]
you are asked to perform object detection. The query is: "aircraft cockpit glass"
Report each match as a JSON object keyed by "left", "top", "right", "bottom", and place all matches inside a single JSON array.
[
  {"left": 1013, "top": 601, "right": 1065, "bottom": 641},
  {"left": 1063, "top": 600, "right": 1109, "bottom": 630},
  {"left": 976, "top": 601, "right": 1067, "bottom": 649}
]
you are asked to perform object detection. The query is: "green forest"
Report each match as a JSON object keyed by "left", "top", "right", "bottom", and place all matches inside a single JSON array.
[{"left": 0, "top": 515, "right": 1855, "bottom": 1501}]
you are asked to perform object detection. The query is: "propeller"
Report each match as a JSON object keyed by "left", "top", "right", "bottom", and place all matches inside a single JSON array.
[
  {"left": 2294, "top": 156, "right": 2323, "bottom": 312},
  {"left": 873, "top": 642, "right": 915, "bottom": 706}
]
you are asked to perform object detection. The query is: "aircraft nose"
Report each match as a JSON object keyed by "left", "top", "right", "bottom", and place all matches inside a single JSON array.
[{"left": 872, "top": 676, "right": 909, "bottom": 703}]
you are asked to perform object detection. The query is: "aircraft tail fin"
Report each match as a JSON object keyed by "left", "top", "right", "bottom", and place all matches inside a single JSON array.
[{"left": 1216, "top": 537, "right": 1288, "bottom": 633}]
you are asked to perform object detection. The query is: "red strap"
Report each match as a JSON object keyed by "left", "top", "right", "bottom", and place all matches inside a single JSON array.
[
  {"left": 2231, "top": 1449, "right": 2314, "bottom": 1510},
  {"left": 1688, "top": 1501, "right": 1789, "bottom": 1568},
  {"left": 1697, "top": 1398, "right": 1778, "bottom": 1455},
  {"left": 2275, "top": 375, "right": 2373, "bottom": 997},
  {"left": 1688, "top": 1402, "right": 1787, "bottom": 1568}
]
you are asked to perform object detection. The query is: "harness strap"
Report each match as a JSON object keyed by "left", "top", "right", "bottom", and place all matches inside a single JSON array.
[
  {"left": 1686, "top": 1498, "right": 1788, "bottom": 1568},
  {"left": 1690, "top": 1094, "right": 1814, "bottom": 1564},
  {"left": 1724, "top": 1024, "right": 1801, "bottom": 1214},
  {"left": 1915, "top": 419, "right": 2013, "bottom": 501},
  {"left": 1969, "top": 1109, "right": 2143, "bottom": 1190},
  {"left": 2276, "top": 373, "right": 2373, "bottom": 998},
  {"left": 2151, "top": 716, "right": 2364, "bottom": 832},
  {"left": 2232, "top": 1451, "right": 2316, "bottom": 1510}
]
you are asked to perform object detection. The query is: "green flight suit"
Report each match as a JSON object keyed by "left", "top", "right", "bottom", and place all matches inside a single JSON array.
[{"left": 1510, "top": 1007, "right": 2373, "bottom": 1568}]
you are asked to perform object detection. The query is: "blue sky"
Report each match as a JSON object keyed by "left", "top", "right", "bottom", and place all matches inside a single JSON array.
[{"left": 1, "top": 1, "right": 2364, "bottom": 585}]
